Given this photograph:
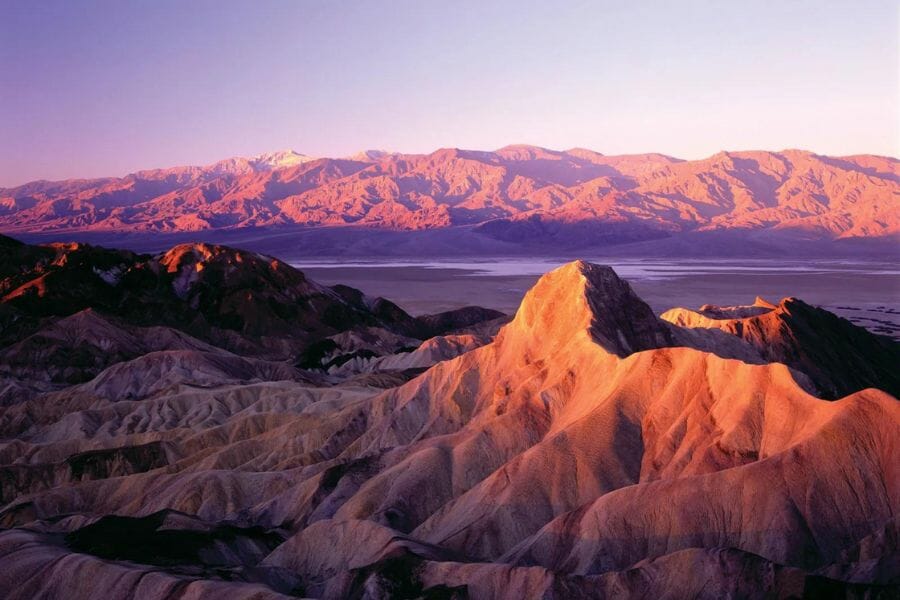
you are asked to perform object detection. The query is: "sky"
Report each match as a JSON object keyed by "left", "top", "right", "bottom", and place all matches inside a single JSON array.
[{"left": 1, "top": 0, "right": 897, "bottom": 186}]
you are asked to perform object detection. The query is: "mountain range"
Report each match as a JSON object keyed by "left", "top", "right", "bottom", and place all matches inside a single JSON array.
[
  {"left": 2, "top": 146, "right": 897, "bottom": 255},
  {"left": 0, "top": 235, "right": 897, "bottom": 598}
]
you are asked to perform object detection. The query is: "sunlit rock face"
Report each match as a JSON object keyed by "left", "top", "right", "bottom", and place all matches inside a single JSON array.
[
  {"left": 0, "top": 252, "right": 897, "bottom": 599},
  {"left": 662, "top": 296, "right": 900, "bottom": 399}
]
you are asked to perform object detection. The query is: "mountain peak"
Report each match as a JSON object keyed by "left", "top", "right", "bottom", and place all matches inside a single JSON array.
[
  {"left": 427, "top": 147, "right": 496, "bottom": 162},
  {"left": 346, "top": 149, "right": 397, "bottom": 162},
  {"left": 250, "top": 150, "right": 315, "bottom": 170},
  {"left": 158, "top": 243, "right": 222, "bottom": 272},
  {"left": 494, "top": 144, "right": 560, "bottom": 160},
  {"left": 510, "top": 260, "right": 674, "bottom": 357},
  {"left": 155, "top": 243, "right": 306, "bottom": 283},
  {"left": 754, "top": 296, "right": 777, "bottom": 309},
  {"left": 564, "top": 147, "right": 606, "bottom": 159}
]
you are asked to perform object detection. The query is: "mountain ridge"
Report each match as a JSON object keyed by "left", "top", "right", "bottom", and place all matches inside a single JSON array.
[{"left": 2, "top": 146, "right": 896, "bottom": 249}]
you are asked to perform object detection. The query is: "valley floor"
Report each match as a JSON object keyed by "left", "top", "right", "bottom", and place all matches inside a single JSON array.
[{"left": 294, "top": 258, "right": 900, "bottom": 338}]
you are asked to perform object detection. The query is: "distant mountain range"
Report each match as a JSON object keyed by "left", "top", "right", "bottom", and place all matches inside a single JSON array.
[{"left": 2, "top": 145, "right": 897, "bottom": 254}]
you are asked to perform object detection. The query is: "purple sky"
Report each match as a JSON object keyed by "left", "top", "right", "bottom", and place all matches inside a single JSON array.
[{"left": 1, "top": 0, "right": 897, "bottom": 186}]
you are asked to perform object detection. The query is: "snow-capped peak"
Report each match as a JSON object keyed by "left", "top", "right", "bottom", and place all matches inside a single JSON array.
[{"left": 251, "top": 150, "right": 316, "bottom": 170}]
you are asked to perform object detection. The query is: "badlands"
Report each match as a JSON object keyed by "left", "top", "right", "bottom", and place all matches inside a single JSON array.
[{"left": 0, "top": 236, "right": 897, "bottom": 599}]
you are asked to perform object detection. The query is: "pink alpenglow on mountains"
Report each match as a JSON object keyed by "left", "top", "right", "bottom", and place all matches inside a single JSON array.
[{"left": 1, "top": 146, "right": 897, "bottom": 242}]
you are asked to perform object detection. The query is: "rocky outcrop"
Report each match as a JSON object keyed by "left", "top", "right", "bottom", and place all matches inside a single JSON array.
[
  {"left": 0, "top": 237, "right": 504, "bottom": 402},
  {"left": 662, "top": 296, "right": 900, "bottom": 398},
  {"left": 511, "top": 260, "right": 675, "bottom": 357},
  {"left": 0, "top": 239, "right": 421, "bottom": 357}
]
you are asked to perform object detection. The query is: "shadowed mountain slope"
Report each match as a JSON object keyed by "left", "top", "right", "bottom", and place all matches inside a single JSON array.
[{"left": 0, "top": 235, "right": 504, "bottom": 402}]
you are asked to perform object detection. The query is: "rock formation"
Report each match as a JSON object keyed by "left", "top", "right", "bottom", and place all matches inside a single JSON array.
[
  {"left": 662, "top": 296, "right": 900, "bottom": 398},
  {"left": 0, "top": 235, "right": 503, "bottom": 400},
  {"left": 0, "top": 253, "right": 896, "bottom": 599}
]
